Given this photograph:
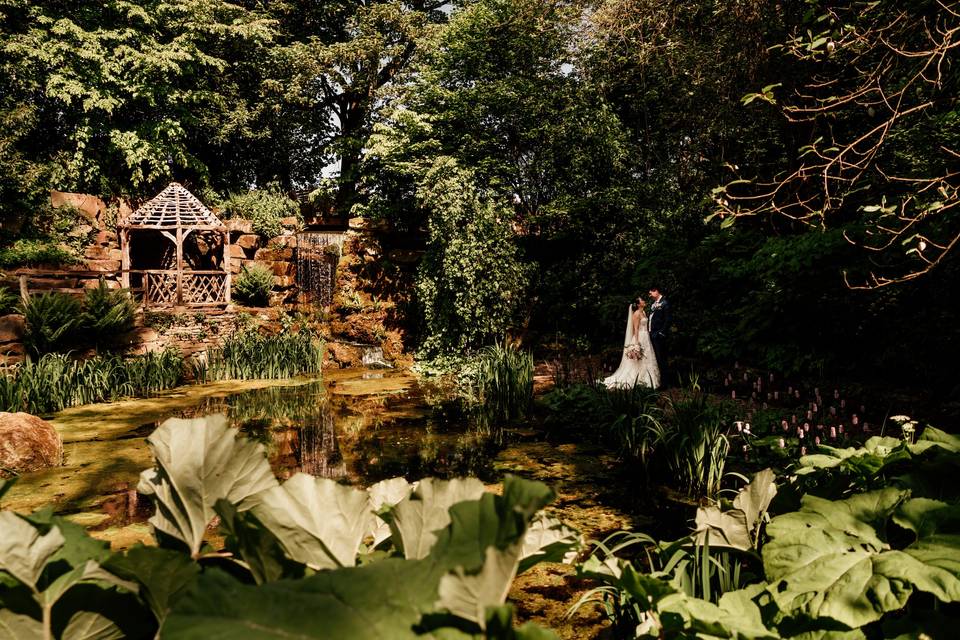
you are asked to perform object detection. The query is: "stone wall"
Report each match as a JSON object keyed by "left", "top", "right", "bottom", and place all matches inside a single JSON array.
[{"left": 225, "top": 218, "right": 299, "bottom": 306}]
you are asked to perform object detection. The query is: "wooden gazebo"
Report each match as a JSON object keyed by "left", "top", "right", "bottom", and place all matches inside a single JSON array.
[{"left": 120, "top": 183, "right": 231, "bottom": 307}]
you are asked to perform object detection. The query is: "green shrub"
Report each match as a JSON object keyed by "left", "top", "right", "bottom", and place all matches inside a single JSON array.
[
  {"left": 18, "top": 291, "right": 82, "bottom": 356},
  {"left": 0, "top": 239, "right": 80, "bottom": 268},
  {"left": 80, "top": 279, "right": 136, "bottom": 349},
  {"left": 0, "top": 287, "right": 17, "bottom": 315},
  {"left": 221, "top": 187, "right": 301, "bottom": 239},
  {"left": 233, "top": 264, "right": 274, "bottom": 306}
]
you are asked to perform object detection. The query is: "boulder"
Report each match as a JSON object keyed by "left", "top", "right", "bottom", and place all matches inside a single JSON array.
[
  {"left": 0, "top": 315, "right": 24, "bottom": 344},
  {"left": 236, "top": 234, "right": 259, "bottom": 250},
  {"left": 272, "top": 275, "right": 295, "bottom": 289},
  {"left": 228, "top": 244, "right": 248, "bottom": 259},
  {"left": 257, "top": 260, "right": 292, "bottom": 277},
  {"left": 85, "top": 259, "right": 121, "bottom": 272},
  {"left": 0, "top": 412, "right": 63, "bottom": 476},
  {"left": 280, "top": 216, "right": 299, "bottom": 228},
  {"left": 84, "top": 245, "right": 111, "bottom": 260},
  {"left": 50, "top": 191, "right": 105, "bottom": 224},
  {"left": 227, "top": 218, "right": 254, "bottom": 234},
  {"left": 255, "top": 247, "right": 294, "bottom": 261}
]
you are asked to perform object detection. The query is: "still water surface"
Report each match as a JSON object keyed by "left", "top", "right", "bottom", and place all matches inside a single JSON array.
[{"left": 4, "top": 370, "right": 496, "bottom": 541}]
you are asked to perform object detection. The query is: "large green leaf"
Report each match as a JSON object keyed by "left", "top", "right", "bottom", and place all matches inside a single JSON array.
[
  {"left": 385, "top": 478, "right": 486, "bottom": 559},
  {"left": 436, "top": 543, "right": 524, "bottom": 628},
  {"left": 0, "top": 609, "right": 42, "bottom": 640},
  {"left": 215, "top": 500, "right": 305, "bottom": 584},
  {"left": 367, "top": 477, "right": 413, "bottom": 548},
  {"left": 103, "top": 545, "right": 199, "bottom": 623},
  {"left": 163, "top": 476, "right": 555, "bottom": 638},
  {"left": 249, "top": 473, "right": 372, "bottom": 569},
  {"left": 60, "top": 611, "right": 124, "bottom": 640},
  {"left": 762, "top": 487, "right": 960, "bottom": 628},
  {"left": 0, "top": 512, "right": 64, "bottom": 589},
  {"left": 137, "top": 415, "right": 278, "bottom": 556},
  {"left": 695, "top": 469, "right": 776, "bottom": 551},
  {"left": 517, "top": 515, "right": 580, "bottom": 574}
]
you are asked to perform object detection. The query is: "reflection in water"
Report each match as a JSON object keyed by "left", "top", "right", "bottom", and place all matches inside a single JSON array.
[
  {"left": 151, "top": 373, "right": 495, "bottom": 484},
  {"left": 57, "top": 372, "right": 497, "bottom": 535}
]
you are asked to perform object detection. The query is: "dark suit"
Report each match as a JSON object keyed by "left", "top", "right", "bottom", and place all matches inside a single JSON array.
[{"left": 648, "top": 297, "right": 671, "bottom": 386}]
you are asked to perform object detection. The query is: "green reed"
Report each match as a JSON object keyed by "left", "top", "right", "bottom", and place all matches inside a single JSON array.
[
  {"left": 0, "top": 348, "right": 184, "bottom": 415},
  {"left": 195, "top": 330, "right": 325, "bottom": 382},
  {"left": 472, "top": 342, "right": 534, "bottom": 426}
]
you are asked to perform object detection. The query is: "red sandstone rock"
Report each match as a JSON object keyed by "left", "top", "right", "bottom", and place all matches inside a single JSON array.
[
  {"left": 255, "top": 247, "right": 294, "bottom": 261},
  {"left": 229, "top": 244, "right": 248, "bottom": 259},
  {"left": 49, "top": 190, "right": 105, "bottom": 224},
  {"left": 227, "top": 218, "right": 254, "bottom": 234},
  {"left": 0, "top": 412, "right": 63, "bottom": 477},
  {"left": 85, "top": 259, "right": 121, "bottom": 272},
  {"left": 0, "top": 315, "right": 24, "bottom": 343},
  {"left": 236, "top": 234, "right": 259, "bottom": 250}
]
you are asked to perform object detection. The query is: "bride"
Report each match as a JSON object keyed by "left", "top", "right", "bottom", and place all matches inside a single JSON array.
[{"left": 603, "top": 298, "right": 660, "bottom": 389}]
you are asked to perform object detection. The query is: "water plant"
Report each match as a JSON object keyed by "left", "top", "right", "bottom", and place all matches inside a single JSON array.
[
  {"left": 195, "top": 329, "right": 324, "bottom": 381},
  {"left": 18, "top": 291, "right": 81, "bottom": 356},
  {"left": 0, "top": 348, "right": 184, "bottom": 414},
  {"left": 472, "top": 342, "right": 534, "bottom": 425},
  {"left": 0, "top": 416, "right": 580, "bottom": 637},
  {"left": 232, "top": 264, "right": 274, "bottom": 307}
]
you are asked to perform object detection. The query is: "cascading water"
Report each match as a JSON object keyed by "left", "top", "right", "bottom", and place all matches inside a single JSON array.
[{"left": 296, "top": 231, "right": 345, "bottom": 306}]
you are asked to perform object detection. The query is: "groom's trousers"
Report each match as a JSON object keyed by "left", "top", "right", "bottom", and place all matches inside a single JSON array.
[{"left": 651, "top": 335, "right": 668, "bottom": 387}]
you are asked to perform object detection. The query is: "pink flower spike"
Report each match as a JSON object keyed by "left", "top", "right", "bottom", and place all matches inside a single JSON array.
[
  {"left": 801, "top": 446, "right": 807, "bottom": 456},
  {"left": 806, "top": 410, "right": 813, "bottom": 420},
  {"left": 812, "top": 403, "right": 818, "bottom": 412},
  {"left": 863, "top": 423, "right": 870, "bottom": 432},
  {"left": 781, "top": 420, "right": 788, "bottom": 430},
  {"left": 852, "top": 415, "right": 859, "bottom": 426},
  {"left": 840, "top": 399, "right": 846, "bottom": 409},
  {"left": 769, "top": 373, "right": 774, "bottom": 382},
  {"left": 804, "top": 423, "right": 810, "bottom": 432},
  {"left": 778, "top": 438, "right": 785, "bottom": 449},
  {"left": 798, "top": 429, "right": 804, "bottom": 439},
  {"left": 830, "top": 426, "right": 837, "bottom": 439},
  {"left": 839, "top": 425, "right": 844, "bottom": 434},
  {"left": 815, "top": 436, "right": 821, "bottom": 445},
  {"left": 795, "top": 390, "right": 801, "bottom": 399},
  {"left": 834, "top": 389, "right": 839, "bottom": 399},
  {"left": 732, "top": 390, "right": 736, "bottom": 399},
  {"left": 792, "top": 414, "right": 798, "bottom": 424},
  {"left": 773, "top": 391, "right": 779, "bottom": 400}
]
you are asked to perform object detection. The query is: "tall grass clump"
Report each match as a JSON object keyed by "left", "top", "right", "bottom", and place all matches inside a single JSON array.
[
  {"left": 472, "top": 343, "right": 534, "bottom": 424},
  {"left": 0, "top": 349, "right": 184, "bottom": 414},
  {"left": 196, "top": 330, "right": 324, "bottom": 381}
]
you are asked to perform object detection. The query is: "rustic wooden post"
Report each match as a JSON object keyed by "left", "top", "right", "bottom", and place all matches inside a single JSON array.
[
  {"left": 175, "top": 224, "right": 184, "bottom": 306},
  {"left": 223, "top": 229, "right": 232, "bottom": 303},
  {"left": 120, "top": 228, "right": 131, "bottom": 289},
  {"left": 143, "top": 273, "right": 150, "bottom": 310},
  {"left": 18, "top": 275, "right": 28, "bottom": 302}
]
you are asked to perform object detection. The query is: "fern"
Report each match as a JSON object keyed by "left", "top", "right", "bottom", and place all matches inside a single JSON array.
[
  {"left": 80, "top": 279, "right": 136, "bottom": 350},
  {"left": 233, "top": 264, "right": 274, "bottom": 307},
  {"left": 18, "top": 292, "right": 82, "bottom": 356}
]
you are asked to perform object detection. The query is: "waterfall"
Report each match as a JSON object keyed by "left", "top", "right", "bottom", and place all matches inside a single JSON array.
[{"left": 295, "top": 231, "right": 345, "bottom": 306}]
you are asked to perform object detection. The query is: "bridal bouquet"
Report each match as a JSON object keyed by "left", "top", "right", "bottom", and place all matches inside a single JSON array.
[{"left": 625, "top": 344, "right": 644, "bottom": 360}]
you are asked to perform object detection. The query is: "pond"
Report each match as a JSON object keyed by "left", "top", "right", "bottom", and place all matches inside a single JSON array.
[{"left": 2, "top": 369, "right": 502, "bottom": 547}]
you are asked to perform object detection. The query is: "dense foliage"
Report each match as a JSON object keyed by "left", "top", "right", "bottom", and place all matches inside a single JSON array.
[
  {"left": 2, "top": 0, "right": 958, "bottom": 390},
  {"left": 571, "top": 425, "right": 960, "bottom": 639}
]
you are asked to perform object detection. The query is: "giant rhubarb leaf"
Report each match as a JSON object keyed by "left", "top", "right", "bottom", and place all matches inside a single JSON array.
[{"left": 137, "top": 415, "right": 278, "bottom": 556}]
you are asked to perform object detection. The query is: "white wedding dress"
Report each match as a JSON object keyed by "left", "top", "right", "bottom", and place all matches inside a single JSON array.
[{"left": 603, "top": 305, "right": 660, "bottom": 389}]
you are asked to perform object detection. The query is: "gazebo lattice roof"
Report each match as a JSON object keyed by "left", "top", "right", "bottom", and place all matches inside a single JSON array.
[{"left": 125, "top": 182, "right": 224, "bottom": 228}]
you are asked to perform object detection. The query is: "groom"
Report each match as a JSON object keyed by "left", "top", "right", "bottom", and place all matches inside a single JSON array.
[{"left": 648, "top": 285, "right": 671, "bottom": 387}]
